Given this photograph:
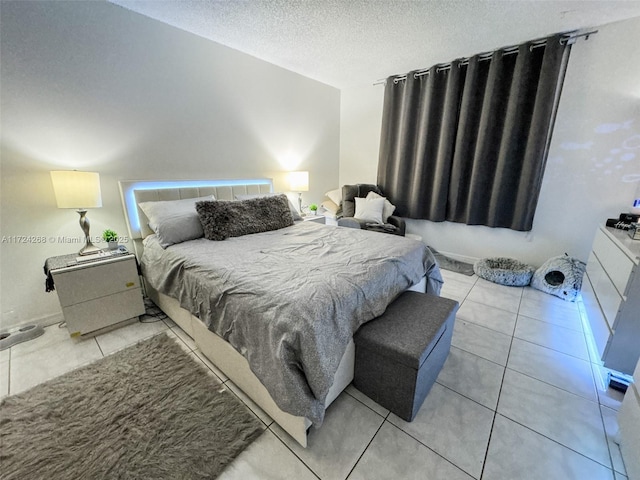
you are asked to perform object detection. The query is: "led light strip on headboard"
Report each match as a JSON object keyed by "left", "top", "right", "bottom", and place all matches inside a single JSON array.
[{"left": 118, "top": 178, "right": 273, "bottom": 248}]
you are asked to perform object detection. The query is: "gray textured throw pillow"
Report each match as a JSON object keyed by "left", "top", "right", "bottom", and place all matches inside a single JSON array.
[
  {"left": 196, "top": 194, "right": 294, "bottom": 241},
  {"left": 234, "top": 193, "right": 303, "bottom": 221}
]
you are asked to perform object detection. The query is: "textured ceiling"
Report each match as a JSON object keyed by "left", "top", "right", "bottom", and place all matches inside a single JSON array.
[{"left": 108, "top": 0, "right": 640, "bottom": 88}]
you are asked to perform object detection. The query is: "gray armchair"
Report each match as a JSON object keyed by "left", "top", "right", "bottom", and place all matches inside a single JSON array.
[{"left": 337, "top": 184, "right": 406, "bottom": 236}]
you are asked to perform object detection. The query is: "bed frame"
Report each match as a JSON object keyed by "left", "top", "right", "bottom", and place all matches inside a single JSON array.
[{"left": 118, "top": 179, "right": 425, "bottom": 447}]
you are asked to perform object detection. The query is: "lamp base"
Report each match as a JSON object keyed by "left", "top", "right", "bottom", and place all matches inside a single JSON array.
[
  {"left": 76, "top": 209, "right": 101, "bottom": 256},
  {"left": 79, "top": 243, "right": 101, "bottom": 256}
]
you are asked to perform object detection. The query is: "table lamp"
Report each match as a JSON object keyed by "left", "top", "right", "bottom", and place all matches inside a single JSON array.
[
  {"left": 50, "top": 171, "right": 103, "bottom": 255},
  {"left": 288, "top": 171, "right": 309, "bottom": 215}
]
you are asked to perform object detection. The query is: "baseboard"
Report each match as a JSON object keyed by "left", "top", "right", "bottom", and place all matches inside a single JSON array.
[
  {"left": 1, "top": 312, "right": 64, "bottom": 332},
  {"left": 438, "top": 250, "right": 479, "bottom": 265}
]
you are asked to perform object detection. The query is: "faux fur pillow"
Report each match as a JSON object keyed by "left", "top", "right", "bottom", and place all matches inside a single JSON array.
[
  {"left": 196, "top": 194, "right": 294, "bottom": 241},
  {"left": 235, "top": 193, "right": 302, "bottom": 221}
]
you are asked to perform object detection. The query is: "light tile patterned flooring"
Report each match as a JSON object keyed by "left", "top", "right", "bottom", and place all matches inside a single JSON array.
[{"left": 0, "top": 270, "right": 630, "bottom": 479}]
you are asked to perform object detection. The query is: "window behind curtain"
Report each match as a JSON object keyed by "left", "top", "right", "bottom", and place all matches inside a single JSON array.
[{"left": 377, "top": 34, "right": 571, "bottom": 231}]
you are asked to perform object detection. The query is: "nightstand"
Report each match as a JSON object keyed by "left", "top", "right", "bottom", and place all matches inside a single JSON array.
[
  {"left": 301, "top": 215, "right": 326, "bottom": 225},
  {"left": 45, "top": 252, "right": 145, "bottom": 337}
]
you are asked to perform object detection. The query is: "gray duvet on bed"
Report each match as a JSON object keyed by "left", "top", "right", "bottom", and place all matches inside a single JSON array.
[{"left": 141, "top": 222, "right": 442, "bottom": 425}]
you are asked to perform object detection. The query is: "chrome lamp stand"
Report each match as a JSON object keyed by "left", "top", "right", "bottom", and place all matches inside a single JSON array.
[{"left": 77, "top": 209, "right": 101, "bottom": 255}]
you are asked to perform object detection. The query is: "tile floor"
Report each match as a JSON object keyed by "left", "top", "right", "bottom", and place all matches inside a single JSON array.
[{"left": 0, "top": 269, "right": 630, "bottom": 479}]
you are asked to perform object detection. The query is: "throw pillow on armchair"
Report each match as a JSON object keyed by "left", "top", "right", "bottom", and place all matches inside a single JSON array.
[{"left": 338, "top": 184, "right": 406, "bottom": 236}]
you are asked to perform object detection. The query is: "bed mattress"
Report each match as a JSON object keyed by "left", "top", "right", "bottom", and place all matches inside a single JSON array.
[{"left": 141, "top": 222, "right": 442, "bottom": 425}]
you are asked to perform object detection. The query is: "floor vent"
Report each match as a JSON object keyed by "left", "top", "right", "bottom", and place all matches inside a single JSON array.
[{"left": 0, "top": 324, "right": 45, "bottom": 351}]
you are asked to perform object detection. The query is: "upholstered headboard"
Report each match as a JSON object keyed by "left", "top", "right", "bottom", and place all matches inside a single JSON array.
[{"left": 118, "top": 179, "right": 273, "bottom": 257}]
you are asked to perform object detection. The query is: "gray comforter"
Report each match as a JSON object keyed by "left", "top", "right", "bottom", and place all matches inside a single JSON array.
[{"left": 141, "top": 222, "right": 442, "bottom": 425}]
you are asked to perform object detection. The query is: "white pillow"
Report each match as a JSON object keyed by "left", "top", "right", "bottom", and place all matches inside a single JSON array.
[
  {"left": 321, "top": 199, "right": 340, "bottom": 215},
  {"left": 366, "top": 191, "right": 396, "bottom": 222},
  {"left": 325, "top": 188, "right": 342, "bottom": 206},
  {"left": 138, "top": 195, "right": 214, "bottom": 248},
  {"left": 354, "top": 197, "right": 385, "bottom": 224}
]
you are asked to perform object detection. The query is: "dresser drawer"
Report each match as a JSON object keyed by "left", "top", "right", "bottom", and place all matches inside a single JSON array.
[
  {"left": 587, "top": 251, "right": 623, "bottom": 330},
  {"left": 593, "top": 228, "right": 634, "bottom": 295},
  {"left": 52, "top": 256, "right": 140, "bottom": 307},
  {"left": 580, "top": 275, "right": 611, "bottom": 358},
  {"left": 63, "top": 287, "right": 145, "bottom": 336}
]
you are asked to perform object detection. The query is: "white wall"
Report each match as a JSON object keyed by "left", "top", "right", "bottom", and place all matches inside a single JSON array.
[
  {"left": 0, "top": 1, "right": 340, "bottom": 329},
  {"left": 340, "top": 17, "right": 640, "bottom": 266}
]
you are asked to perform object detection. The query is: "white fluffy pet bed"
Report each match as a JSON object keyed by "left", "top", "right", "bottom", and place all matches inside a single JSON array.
[
  {"left": 530, "top": 255, "right": 586, "bottom": 302},
  {"left": 473, "top": 257, "right": 535, "bottom": 287}
]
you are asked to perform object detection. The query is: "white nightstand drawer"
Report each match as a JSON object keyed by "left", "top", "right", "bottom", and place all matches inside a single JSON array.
[
  {"left": 593, "top": 228, "right": 634, "bottom": 295},
  {"left": 580, "top": 276, "right": 611, "bottom": 358},
  {"left": 587, "top": 251, "right": 623, "bottom": 330},
  {"left": 64, "top": 288, "right": 145, "bottom": 336},
  {"left": 52, "top": 256, "right": 140, "bottom": 306}
]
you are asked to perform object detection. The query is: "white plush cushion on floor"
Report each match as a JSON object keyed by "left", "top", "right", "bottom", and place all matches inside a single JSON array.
[
  {"left": 473, "top": 257, "right": 535, "bottom": 287},
  {"left": 530, "top": 255, "right": 585, "bottom": 301}
]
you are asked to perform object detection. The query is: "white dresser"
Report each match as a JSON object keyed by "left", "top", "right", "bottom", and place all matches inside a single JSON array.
[
  {"left": 48, "top": 253, "right": 145, "bottom": 337},
  {"left": 581, "top": 226, "right": 640, "bottom": 375},
  {"left": 618, "top": 358, "right": 640, "bottom": 480}
]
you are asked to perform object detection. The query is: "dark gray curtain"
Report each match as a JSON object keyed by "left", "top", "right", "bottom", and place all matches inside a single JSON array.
[{"left": 378, "top": 34, "right": 570, "bottom": 231}]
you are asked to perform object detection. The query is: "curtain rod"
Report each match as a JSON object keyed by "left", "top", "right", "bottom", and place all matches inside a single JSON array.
[{"left": 373, "top": 30, "right": 597, "bottom": 86}]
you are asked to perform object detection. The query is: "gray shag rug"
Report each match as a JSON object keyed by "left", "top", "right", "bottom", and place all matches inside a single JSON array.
[
  {"left": 428, "top": 247, "right": 475, "bottom": 276},
  {"left": 474, "top": 257, "right": 536, "bottom": 287},
  {"left": 0, "top": 334, "right": 264, "bottom": 480}
]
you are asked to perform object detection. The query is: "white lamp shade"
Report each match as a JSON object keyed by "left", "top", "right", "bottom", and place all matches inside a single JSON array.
[
  {"left": 50, "top": 171, "right": 102, "bottom": 209},
  {"left": 289, "top": 171, "right": 309, "bottom": 192}
]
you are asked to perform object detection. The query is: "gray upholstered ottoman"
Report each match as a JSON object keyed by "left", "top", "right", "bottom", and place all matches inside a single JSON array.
[{"left": 353, "top": 291, "right": 458, "bottom": 421}]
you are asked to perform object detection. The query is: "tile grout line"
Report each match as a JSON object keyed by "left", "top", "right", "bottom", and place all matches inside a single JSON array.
[
  {"left": 433, "top": 379, "right": 497, "bottom": 412},
  {"left": 477, "top": 287, "right": 522, "bottom": 480},
  {"left": 516, "top": 306, "right": 584, "bottom": 332},
  {"left": 448, "top": 295, "right": 601, "bottom": 406},
  {"left": 94, "top": 335, "right": 105, "bottom": 357},
  {"left": 502, "top": 365, "right": 602, "bottom": 407},
  {"left": 505, "top": 339, "right": 599, "bottom": 403},
  {"left": 343, "top": 418, "right": 386, "bottom": 480},
  {"left": 597, "top": 402, "right": 625, "bottom": 475},
  {"left": 497, "top": 413, "right": 617, "bottom": 473},
  {"left": 447, "top": 343, "right": 507, "bottom": 369},
  {"left": 265, "top": 425, "right": 322, "bottom": 480},
  {"left": 383, "top": 417, "right": 480, "bottom": 480},
  {"left": 344, "top": 387, "right": 390, "bottom": 419},
  {"left": 492, "top": 365, "right": 617, "bottom": 471},
  {"left": 486, "top": 289, "right": 616, "bottom": 476},
  {"left": 511, "top": 326, "right": 591, "bottom": 362}
]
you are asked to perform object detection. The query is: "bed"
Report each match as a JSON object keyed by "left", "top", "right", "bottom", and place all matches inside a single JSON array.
[{"left": 119, "top": 179, "right": 442, "bottom": 447}]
